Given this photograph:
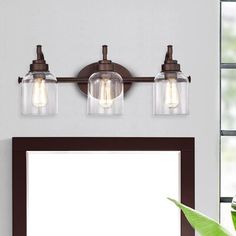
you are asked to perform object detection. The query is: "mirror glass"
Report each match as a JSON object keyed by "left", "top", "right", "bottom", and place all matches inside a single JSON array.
[{"left": 27, "top": 151, "right": 180, "bottom": 236}]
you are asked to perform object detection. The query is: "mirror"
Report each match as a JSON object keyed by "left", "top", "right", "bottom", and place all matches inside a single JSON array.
[
  {"left": 13, "top": 137, "right": 194, "bottom": 236},
  {"left": 27, "top": 151, "right": 180, "bottom": 236}
]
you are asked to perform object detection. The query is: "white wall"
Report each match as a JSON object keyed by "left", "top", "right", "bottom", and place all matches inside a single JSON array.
[{"left": 0, "top": 0, "right": 219, "bottom": 235}]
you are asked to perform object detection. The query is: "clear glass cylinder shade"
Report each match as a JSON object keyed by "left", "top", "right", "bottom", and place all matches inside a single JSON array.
[
  {"left": 153, "top": 72, "right": 189, "bottom": 115},
  {"left": 21, "top": 71, "right": 58, "bottom": 115},
  {"left": 88, "top": 71, "right": 124, "bottom": 115}
]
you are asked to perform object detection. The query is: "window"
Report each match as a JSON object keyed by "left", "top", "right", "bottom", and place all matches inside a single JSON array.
[{"left": 220, "top": 0, "right": 236, "bottom": 231}]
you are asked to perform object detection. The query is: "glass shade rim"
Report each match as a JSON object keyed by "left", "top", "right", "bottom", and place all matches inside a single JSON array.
[
  {"left": 154, "top": 71, "right": 188, "bottom": 83},
  {"left": 22, "top": 71, "right": 57, "bottom": 83},
  {"left": 88, "top": 71, "right": 123, "bottom": 82}
]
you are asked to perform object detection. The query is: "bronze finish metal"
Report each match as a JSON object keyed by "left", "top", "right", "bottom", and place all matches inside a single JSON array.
[
  {"left": 30, "top": 45, "right": 49, "bottom": 72},
  {"left": 98, "top": 45, "right": 114, "bottom": 71},
  {"left": 162, "top": 45, "right": 181, "bottom": 72},
  {"left": 18, "top": 76, "right": 155, "bottom": 84}
]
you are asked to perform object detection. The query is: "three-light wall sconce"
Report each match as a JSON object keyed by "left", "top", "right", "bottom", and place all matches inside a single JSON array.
[{"left": 18, "top": 44, "right": 191, "bottom": 116}]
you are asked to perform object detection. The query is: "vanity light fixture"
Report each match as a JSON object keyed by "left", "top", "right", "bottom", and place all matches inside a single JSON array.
[
  {"left": 18, "top": 44, "right": 191, "bottom": 116},
  {"left": 88, "top": 45, "right": 124, "bottom": 115},
  {"left": 21, "top": 45, "right": 58, "bottom": 115},
  {"left": 154, "top": 45, "right": 189, "bottom": 115}
]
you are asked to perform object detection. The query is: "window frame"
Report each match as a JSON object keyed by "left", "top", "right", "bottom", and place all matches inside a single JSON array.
[{"left": 220, "top": 0, "right": 236, "bottom": 210}]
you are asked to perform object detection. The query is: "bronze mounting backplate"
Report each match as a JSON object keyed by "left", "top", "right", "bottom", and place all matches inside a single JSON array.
[{"left": 77, "top": 62, "right": 133, "bottom": 95}]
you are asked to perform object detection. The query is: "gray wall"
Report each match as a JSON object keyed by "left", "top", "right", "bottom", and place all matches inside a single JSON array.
[{"left": 0, "top": 0, "right": 219, "bottom": 235}]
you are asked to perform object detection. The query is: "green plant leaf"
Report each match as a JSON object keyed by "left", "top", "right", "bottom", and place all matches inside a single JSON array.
[
  {"left": 231, "top": 211, "right": 236, "bottom": 231},
  {"left": 168, "top": 198, "right": 232, "bottom": 236},
  {"left": 231, "top": 197, "right": 236, "bottom": 231}
]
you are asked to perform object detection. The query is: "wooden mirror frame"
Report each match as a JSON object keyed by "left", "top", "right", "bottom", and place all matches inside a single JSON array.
[{"left": 12, "top": 137, "right": 194, "bottom": 236}]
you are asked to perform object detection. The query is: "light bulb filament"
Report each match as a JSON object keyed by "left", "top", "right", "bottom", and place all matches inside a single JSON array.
[
  {"left": 32, "top": 78, "right": 48, "bottom": 107},
  {"left": 165, "top": 78, "right": 179, "bottom": 108},
  {"left": 99, "top": 79, "right": 114, "bottom": 108}
]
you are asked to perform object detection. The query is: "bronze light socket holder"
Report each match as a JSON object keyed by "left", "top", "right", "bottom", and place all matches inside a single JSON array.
[
  {"left": 162, "top": 45, "right": 181, "bottom": 73},
  {"left": 98, "top": 45, "right": 114, "bottom": 71},
  {"left": 161, "top": 45, "right": 191, "bottom": 82},
  {"left": 30, "top": 45, "right": 49, "bottom": 72}
]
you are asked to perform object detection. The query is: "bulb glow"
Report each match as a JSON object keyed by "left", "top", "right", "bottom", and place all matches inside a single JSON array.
[
  {"left": 165, "top": 78, "right": 179, "bottom": 108},
  {"left": 32, "top": 77, "right": 48, "bottom": 107},
  {"left": 99, "top": 78, "right": 114, "bottom": 108}
]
